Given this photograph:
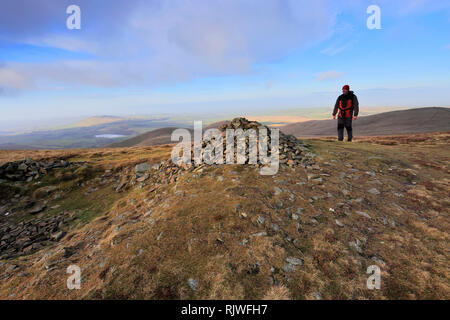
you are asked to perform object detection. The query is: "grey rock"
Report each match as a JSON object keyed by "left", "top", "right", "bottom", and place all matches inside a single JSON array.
[
  {"left": 28, "top": 204, "right": 47, "bottom": 215},
  {"left": 271, "top": 223, "right": 280, "bottom": 232},
  {"left": 313, "top": 291, "right": 322, "bottom": 300},
  {"left": 286, "top": 257, "right": 303, "bottom": 265},
  {"left": 356, "top": 211, "right": 371, "bottom": 219},
  {"left": 188, "top": 278, "right": 199, "bottom": 291},
  {"left": 115, "top": 181, "right": 127, "bottom": 192},
  {"left": 51, "top": 231, "right": 66, "bottom": 242},
  {"left": 349, "top": 241, "right": 363, "bottom": 254},
  {"left": 250, "top": 232, "right": 267, "bottom": 237},
  {"left": 18, "top": 163, "right": 28, "bottom": 171},
  {"left": 274, "top": 187, "right": 282, "bottom": 196},
  {"left": 135, "top": 163, "right": 151, "bottom": 173},
  {"left": 335, "top": 219, "right": 344, "bottom": 227},
  {"left": 136, "top": 173, "right": 149, "bottom": 182},
  {"left": 240, "top": 239, "right": 249, "bottom": 245},
  {"left": 282, "top": 263, "right": 296, "bottom": 273},
  {"left": 389, "top": 219, "right": 396, "bottom": 227},
  {"left": 5, "top": 264, "right": 18, "bottom": 273}
]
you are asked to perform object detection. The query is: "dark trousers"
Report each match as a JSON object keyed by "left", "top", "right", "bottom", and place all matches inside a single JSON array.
[{"left": 337, "top": 117, "right": 353, "bottom": 141}]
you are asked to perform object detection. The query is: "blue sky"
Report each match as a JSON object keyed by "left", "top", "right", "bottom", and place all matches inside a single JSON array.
[{"left": 0, "top": 0, "right": 449, "bottom": 128}]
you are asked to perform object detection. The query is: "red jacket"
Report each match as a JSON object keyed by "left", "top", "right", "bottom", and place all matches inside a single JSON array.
[{"left": 333, "top": 91, "right": 359, "bottom": 118}]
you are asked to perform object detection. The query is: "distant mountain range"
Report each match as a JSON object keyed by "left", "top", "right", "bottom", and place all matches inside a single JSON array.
[
  {"left": 107, "top": 122, "right": 225, "bottom": 148},
  {"left": 106, "top": 107, "right": 450, "bottom": 147},
  {"left": 281, "top": 107, "right": 450, "bottom": 137},
  {"left": 0, "top": 118, "right": 191, "bottom": 150},
  {"left": 1, "top": 107, "right": 448, "bottom": 150},
  {"left": 72, "top": 115, "right": 127, "bottom": 127}
]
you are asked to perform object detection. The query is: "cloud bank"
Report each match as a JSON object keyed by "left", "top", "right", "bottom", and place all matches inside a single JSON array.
[{"left": 0, "top": 0, "right": 339, "bottom": 92}]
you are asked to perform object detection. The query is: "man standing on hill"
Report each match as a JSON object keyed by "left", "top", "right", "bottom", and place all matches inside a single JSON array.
[{"left": 332, "top": 85, "right": 359, "bottom": 142}]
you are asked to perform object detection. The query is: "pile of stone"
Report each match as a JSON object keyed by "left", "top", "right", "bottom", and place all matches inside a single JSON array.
[
  {"left": 0, "top": 212, "right": 73, "bottom": 259},
  {"left": 0, "top": 158, "right": 77, "bottom": 182},
  {"left": 215, "top": 117, "right": 314, "bottom": 167},
  {"left": 119, "top": 117, "right": 316, "bottom": 190},
  {"left": 168, "top": 117, "right": 315, "bottom": 169}
]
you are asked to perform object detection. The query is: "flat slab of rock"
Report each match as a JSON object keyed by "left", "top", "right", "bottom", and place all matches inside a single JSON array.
[
  {"left": 356, "top": 211, "right": 371, "bottom": 219},
  {"left": 135, "top": 163, "right": 151, "bottom": 173},
  {"left": 28, "top": 204, "right": 47, "bottom": 215},
  {"left": 335, "top": 219, "right": 344, "bottom": 227},
  {"left": 286, "top": 257, "right": 303, "bottom": 266}
]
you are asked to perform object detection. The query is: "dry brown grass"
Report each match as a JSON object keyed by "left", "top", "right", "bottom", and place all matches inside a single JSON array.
[
  {"left": 0, "top": 133, "right": 449, "bottom": 300},
  {"left": 262, "top": 286, "right": 291, "bottom": 300},
  {"left": 314, "top": 131, "right": 450, "bottom": 146}
]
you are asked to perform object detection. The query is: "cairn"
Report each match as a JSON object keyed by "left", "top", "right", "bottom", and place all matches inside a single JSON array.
[
  {"left": 170, "top": 117, "right": 315, "bottom": 168},
  {"left": 125, "top": 118, "right": 316, "bottom": 188},
  {"left": 0, "top": 158, "right": 79, "bottom": 183},
  {"left": 215, "top": 117, "right": 313, "bottom": 167}
]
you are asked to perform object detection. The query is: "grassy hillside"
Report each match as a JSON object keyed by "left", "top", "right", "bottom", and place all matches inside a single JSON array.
[
  {"left": 282, "top": 107, "right": 450, "bottom": 137},
  {"left": 0, "top": 133, "right": 449, "bottom": 300},
  {"left": 107, "top": 128, "right": 193, "bottom": 148}
]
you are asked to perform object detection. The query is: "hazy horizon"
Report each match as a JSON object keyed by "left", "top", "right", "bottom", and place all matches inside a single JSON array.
[{"left": 2, "top": 105, "right": 448, "bottom": 134}]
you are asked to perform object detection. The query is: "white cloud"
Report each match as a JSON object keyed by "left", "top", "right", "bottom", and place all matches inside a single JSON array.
[
  {"left": 0, "top": 66, "right": 31, "bottom": 93},
  {"left": 320, "top": 45, "right": 349, "bottom": 56},
  {"left": 0, "top": 61, "right": 121, "bottom": 93},
  {"left": 0, "top": 0, "right": 340, "bottom": 92},
  {"left": 316, "top": 70, "right": 344, "bottom": 81},
  {"left": 25, "top": 35, "right": 101, "bottom": 54}
]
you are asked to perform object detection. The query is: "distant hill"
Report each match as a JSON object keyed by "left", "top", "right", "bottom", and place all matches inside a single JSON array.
[
  {"left": 0, "top": 143, "right": 39, "bottom": 150},
  {"left": 74, "top": 116, "right": 126, "bottom": 127},
  {"left": 107, "top": 122, "right": 226, "bottom": 147},
  {"left": 281, "top": 107, "right": 450, "bottom": 137},
  {"left": 108, "top": 127, "right": 193, "bottom": 147},
  {"left": 109, "top": 107, "right": 450, "bottom": 147},
  {"left": 0, "top": 118, "right": 191, "bottom": 150}
]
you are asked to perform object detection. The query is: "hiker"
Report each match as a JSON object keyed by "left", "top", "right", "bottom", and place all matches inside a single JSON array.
[{"left": 332, "top": 85, "right": 359, "bottom": 141}]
